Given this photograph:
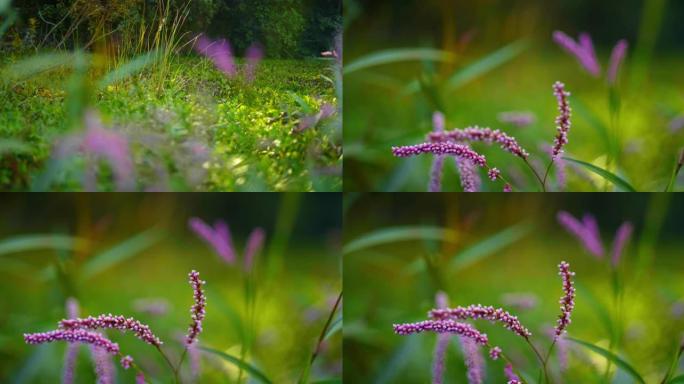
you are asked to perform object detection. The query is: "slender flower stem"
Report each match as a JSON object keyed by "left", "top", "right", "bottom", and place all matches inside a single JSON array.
[
  {"left": 156, "top": 345, "right": 180, "bottom": 383},
  {"left": 525, "top": 158, "right": 547, "bottom": 191},
  {"left": 527, "top": 338, "right": 551, "bottom": 384},
  {"left": 298, "top": 291, "right": 343, "bottom": 384}
]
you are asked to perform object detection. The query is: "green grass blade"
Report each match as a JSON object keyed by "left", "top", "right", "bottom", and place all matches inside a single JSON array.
[
  {"left": 372, "top": 335, "right": 420, "bottom": 384},
  {"left": 567, "top": 338, "right": 646, "bottom": 384},
  {"left": 344, "top": 226, "right": 456, "bottom": 255},
  {"left": 563, "top": 157, "right": 637, "bottom": 191},
  {"left": 448, "top": 222, "right": 532, "bottom": 272},
  {"left": 344, "top": 48, "right": 455, "bottom": 75},
  {"left": 572, "top": 98, "right": 612, "bottom": 154},
  {"left": 446, "top": 40, "right": 528, "bottom": 90},
  {"left": 575, "top": 281, "right": 615, "bottom": 341},
  {"left": 80, "top": 227, "right": 163, "bottom": 279},
  {"left": 668, "top": 374, "right": 684, "bottom": 383},
  {"left": 1, "top": 52, "right": 82, "bottom": 82},
  {"left": 200, "top": 346, "right": 273, "bottom": 384},
  {"left": 98, "top": 50, "right": 161, "bottom": 88},
  {"left": 323, "top": 315, "right": 342, "bottom": 341},
  {"left": 0, "top": 234, "right": 89, "bottom": 256},
  {"left": 311, "top": 379, "right": 341, "bottom": 384}
]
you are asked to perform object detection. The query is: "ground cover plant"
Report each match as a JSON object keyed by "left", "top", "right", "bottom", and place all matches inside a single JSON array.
[
  {"left": 0, "top": 0, "right": 342, "bottom": 191},
  {"left": 0, "top": 193, "right": 342, "bottom": 383},
  {"left": 344, "top": 0, "right": 684, "bottom": 192},
  {"left": 343, "top": 193, "right": 684, "bottom": 383}
]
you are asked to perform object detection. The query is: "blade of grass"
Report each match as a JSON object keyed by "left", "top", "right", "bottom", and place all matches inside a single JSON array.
[
  {"left": 572, "top": 98, "right": 612, "bottom": 155},
  {"left": 345, "top": 48, "right": 455, "bottom": 75},
  {"left": 668, "top": 375, "right": 684, "bottom": 383},
  {"left": 448, "top": 222, "right": 532, "bottom": 273},
  {"left": 97, "top": 50, "right": 161, "bottom": 88},
  {"left": 0, "top": 234, "right": 89, "bottom": 256},
  {"left": 299, "top": 292, "right": 343, "bottom": 384},
  {"left": 563, "top": 157, "right": 637, "bottom": 191},
  {"left": 323, "top": 315, "right": 342, "bottom": 341},
  {"left": 446, "top": 40, "right": 528, "bottom": 90},
  {"left": 344, "top": 226, "right": 456, "bottom": 255},
  {"left": 665, "top": 149, "right": 684, "bottom": 191},
  {"left": 200, "top": 346, "right": 273, "bottom": 384},
  {"left": 372, "top": 335, "right": 420, "bottom": 384},
  {"left": 567, "top": 338, "right": 646, "bottom": 384},
  {"left": 1, "top": 52, "right": 84, "bottom": 82},
  {"left": 575, "top": 281, "right": 615, "bottom": 341},
  {"left": 80, "top": 227, "right": 163, "bottom": 280}
]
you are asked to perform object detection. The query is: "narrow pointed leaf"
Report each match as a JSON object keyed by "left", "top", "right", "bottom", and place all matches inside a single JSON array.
[
  {"left": 449, "top": 222, "right": 532, "bottom": 272},
  {"left": 345, "top": 48, "right": 455, "bottom": 75},
  {"left": 563, "top": 157, "right": 637, "bottom": 191},
  {"left": 0, "top": 234, "right": 89, "bottom": 256},
  {"left": 200, "top": 346, "right": 273, "bottom": 384},
  {"left": 446, "top": 40, "right": 529, "bottom": 90},
  {"left": 344, "top": 226, "right": 456, "bottom": 255},
  {"left": 567, "top": 338, "right": 645, "bottom": 384},
  {"left": 81, "top": 227, "right": 162, "bottom": 279}
]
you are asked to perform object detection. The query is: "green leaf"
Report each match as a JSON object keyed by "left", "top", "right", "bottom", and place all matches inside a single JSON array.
[
  {"left": 323, "top": 315, "right": 342, "bottom": 341},
  {"left": 567, "top": 338, "right": 646, "bottom": 384},
  {"left": 206, "top": 286, "right": 246, "bottom": 343},
  {"left": 80, "top": 227, "right": 162, "bottom": 280},
  {"left": 668, "top": 374, "right": 684, "bottom": 383},
  {"left": 311, "top": 379, "right": 341, "bottom": 384},
  {"left": 446, "top": 40, "right": 529, "bottom": 90},
  {"left": 344, "top": 48, "right": 455, "bottom": 75},
  {"left": 200, "top": 346, "right": 273, "bottom": 384},
  {"left": 0, "top": 7, "right": 16, "bottom": 39},
  {"left": 0, "top": 234, "right": 89, "bottom": 256},
  {"left": 572, "top": 98, "right": 612, "bottom": 156},
  {"left": 448, "top": 222, "right": 532, "bottom": 272},
  {"left": 344, "top": 226, "right": 456, "bottom": 255},
  {"left": 373, "top": 335, "right": 420, "bottom": 384},
  {"left": 1, "top": 52, "right": 84, "bottom": 82},
  {"left": 563, "top": 157, "right": 637, "bottom": 192},
  {"left": 574, "top": 281, "right": 615, "bottom": 341},
  {"left": 98, "top": 50, "right": 161, "bottom": 88}
]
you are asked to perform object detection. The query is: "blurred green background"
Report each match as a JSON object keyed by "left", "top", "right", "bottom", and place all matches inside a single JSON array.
[
  {"left": 0, "top": 193, "right": 341, "bottom": 383},
  {"left": 343, "top": 193, "right": 684, "bottom": 383},
  {"left": 344, "top": 0, "right": 684, "bottom": 191}
]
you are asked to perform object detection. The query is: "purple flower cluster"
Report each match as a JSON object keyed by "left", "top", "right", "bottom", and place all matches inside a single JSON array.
[
  {"left": 456, "top": 157, "right": 482, "bottom": 192},
  {"left": 498, "top": 111, "right": 536, "bottom": 128},
  {"left": 432, "top": 292, "right": 450, "bottom": 384},
  {"left": 195, "top": 34, "right": 263, "bottom": 82},
  {"left": 554, "top": 261, "right": 576, "bottom": 340},
  {"left": 505, "top": 363, "right": 520, "bottom": 382},
  {"left": 393, "top": 320, "right": 489, "bottom": 345},
  {"left": 461, "top": 337, "right": 485, "bottom": 384},
  {"left": 120, "top": 355, "right": 134, "bottom": 370},
  {"left": 608, "top": 40, "right": 629, "bottom": 85},
  {"left": 611, "top": 222, "right": 634, "bottom": 267},
  {"left": 551, "top": 82, "right": 572, "bottom": 160},
  {"left": 59, "top": 315, "right": 163, "bottom": 347},
  {"left": 489, "top": 346, "right": 502, "bottom": 360},
  {"left": 428, "top": 126, "right": 529, "bottom": 159},
  {"left": 391, "top": 142, "right": 487, "bottom": 167},
  {"left": 24, "top": 329, "right": 120, "bottom": 354},
  {"left": 487, "top": 168, "right": 501, "bottom": 181},
  {"left": 429, "top": 304, "right": 532, "bottom": 338},
  {"left": 186, "top": 270, "right": 207, "bottom": 345}
]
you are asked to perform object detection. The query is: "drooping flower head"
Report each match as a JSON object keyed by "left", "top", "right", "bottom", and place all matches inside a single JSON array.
[
  {"left": 392, "top": 143, "right": 487, "bottom": 167},
  {"left": 428, "top": 127, "right": 529, "bottom": 159},
  {"left": 24, "top": 329, "right": 120, "bottom": 354},
  {"left": 553, "top": 31, "right": 601, "bottom": 77},
  {"left": 429, "top": 304, "right": 532, "bottom": 338},
  {"left": 607, "top": 40, "right": 629, "bottom": 85},
  {"left": 551, "top": 82, "right": 572, "bottom": 160},
  {"left": 245, "top": 43, "right": 264, "bottom": 83},
  {"left": 554, "top": 261, "right": 576, "bottom": 340},
  {"left": 59, "top": 315, "right": 163, "bottom": 347},
  {"left": 186, "top": 270, "right": 207, "bottom": 345},
  {"left": 393, "top": 320, "right": 489, "bottom": 345},
  {"left": 487, "top": 168, "right": 501, "bottom": 181}
]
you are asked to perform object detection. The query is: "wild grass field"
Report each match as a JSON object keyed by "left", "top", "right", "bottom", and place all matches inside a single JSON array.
[
  {"left": 0, "top": 0, "right": 342, "bottom": 191},
  {"left": 343, "top": 193, "right": 684, "bottom": 384},
  {"left": 0, "top": 194, "right": 342, "bottom": 383}
]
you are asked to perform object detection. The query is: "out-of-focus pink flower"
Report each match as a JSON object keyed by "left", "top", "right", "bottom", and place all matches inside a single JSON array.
[
  {"left": 245, "top": 43, "right": 264, "bottom": 83},
  {"left": 610, "top": 222, "right": 633, "bottom": 267},
  {"left": 557, "top": 211, "right": 604, "bottom": 258},
  {"left": 497, "top": 111, "right": 536, "bottom": 128},
  {"left": 553, "top": 31, "right": 601, "bottom": 77},
  {"left": 195, "top": 34, "right": 237, "bottom": 77},
  {"left": 188, "top": 218, "right": 236, "bottom": 264},
  {"left": 607, "top": 40, "right": 629, "bottom": 85},
  {"left": 243, "top": 228, "right": 266, "bottom": 272}
]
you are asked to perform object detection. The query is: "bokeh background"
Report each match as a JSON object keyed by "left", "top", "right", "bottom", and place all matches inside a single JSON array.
[
  {"left": 0, "top": 193, "right": 341, "bottom": 383},
  {"left": 344, "top": 0, "right": 684, "bottom": 191},
  {"left": 344, "top": 193, "right": 684, "bottom": 383}
]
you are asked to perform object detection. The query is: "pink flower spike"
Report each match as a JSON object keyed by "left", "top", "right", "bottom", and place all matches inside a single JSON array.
[
  {"left": 82, "top": 111, "right": 135, "bottom": 191},
  {"left": 461, "top": 337, "right": 485, "bottom": 384},
  {"left": 186, "top": 270, "right": 207, "bottom": 345},
  {"left": 25, "top": 329, "right": 120, "bottom": 354},
  {"left": 608, "top": 39, "right": 629, "bottom": 85},
  {"left": 245, "top": 43, "right": 264, "bottom": 83},
  {"left": 195, "top": 34, "right": 237, "bottom": 77},
  {"left": 59, "top": 315, "right": 163, "bottom": 347},
  {"left": 553, "top": 31, "right": 600, "bottom": 77},
  {"left": 392, "top": 142, "right": 487, "bottom": 167},
  {"left": 551, "top": 82, "right": 572, "bottom": 160},
  {"left": 429, "top": 304, "right": 532, "bottom": 338},
  {"left": 429, "top": 127, "right": 529, "bottom": 159},
  {"left": 393, "top": 320, "right": 489, "bottom": 345},
  {"left": 456, "top": 157, "right": 481, "bottom": 192},
  {"left": 243, "top": 228, "right": 266, "bottom": 272},
  {"left": 557, "top": 211, "right": 604, "bottom": 258},
  {"left": 433, "top": 112, "right": 445, "bottom": 133},
  {"left": 554, "top": 261, "right": 576, "bottom": 340},
  {"left": 505, "top": 363, "right": 520, "bottom": 382},
  {"left": 611, "top": 222, "right": 633, "bottom": 268},
  {"left": 429, "top": 156, "right": 446, "bottom": 192}
]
